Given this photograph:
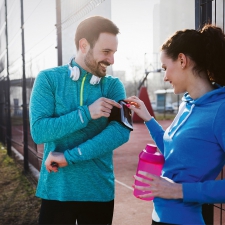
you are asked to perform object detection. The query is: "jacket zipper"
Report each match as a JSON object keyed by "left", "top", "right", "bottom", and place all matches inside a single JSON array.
[{"left": 80, "top": 73, "right": 87, "bottom": 106}]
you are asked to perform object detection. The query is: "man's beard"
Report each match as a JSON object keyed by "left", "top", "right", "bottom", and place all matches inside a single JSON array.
[{"left": 84, "top": 48, "right": 109, "bottom": 77}]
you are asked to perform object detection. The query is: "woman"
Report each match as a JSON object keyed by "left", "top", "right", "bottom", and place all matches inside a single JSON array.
[{"left": 125, "top": 24, "right": 225, "bottom": 225}]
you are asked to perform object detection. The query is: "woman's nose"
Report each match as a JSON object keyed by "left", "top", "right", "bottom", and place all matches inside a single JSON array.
[{"left": 163, "top": 74, "right": 168, "bottom": 82}]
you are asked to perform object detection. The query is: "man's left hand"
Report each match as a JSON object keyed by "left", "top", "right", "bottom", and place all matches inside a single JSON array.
[{"left": 45, "top": 151, "right": 68, "bottom": 172}]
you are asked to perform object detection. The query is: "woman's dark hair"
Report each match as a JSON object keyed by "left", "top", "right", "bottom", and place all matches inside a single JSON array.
[
  {"left": 75, "top": 16, "right": 119, "bottom": 50},
  {"left": 161, "top": 24, "right": 225, "bottom": 86}
]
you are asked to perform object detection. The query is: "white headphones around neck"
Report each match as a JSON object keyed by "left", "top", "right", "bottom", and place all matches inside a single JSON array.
[
  {"left": 69, "top": 64, "right": 80, "bottom": 81},
  {"left": 68, "top": 60, "right": 101, "bottom": 85}
]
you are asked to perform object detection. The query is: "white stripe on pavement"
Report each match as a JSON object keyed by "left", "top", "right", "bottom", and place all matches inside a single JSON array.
[{"left": 115, "top": 179, "right": 133, "bottom": 191}]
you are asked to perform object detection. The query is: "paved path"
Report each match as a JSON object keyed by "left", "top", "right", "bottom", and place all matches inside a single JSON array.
[{"left": 113, "top": 121, "right": 172, "bottom": 225}]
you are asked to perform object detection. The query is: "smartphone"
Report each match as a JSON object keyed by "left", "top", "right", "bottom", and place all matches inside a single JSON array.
[{"left": 119, "top": 100, "right": 133, "bottom": 130}]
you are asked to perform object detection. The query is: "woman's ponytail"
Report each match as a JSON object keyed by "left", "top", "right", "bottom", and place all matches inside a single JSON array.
[{"left": 200, "top": 25, "right": 225, "bottom": 86}]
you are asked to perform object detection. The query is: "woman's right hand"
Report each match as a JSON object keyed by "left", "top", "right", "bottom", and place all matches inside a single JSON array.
[
  {"left": 124, "top": 96, "right": 152, "bottom": 122},
  {"left": 134, "top": 171, "right": 183, "bottom": 199}
]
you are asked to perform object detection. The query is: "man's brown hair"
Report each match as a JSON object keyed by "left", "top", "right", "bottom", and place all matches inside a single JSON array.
[{"left": 75, "top": 16, "right": 119, "bottom": 50}]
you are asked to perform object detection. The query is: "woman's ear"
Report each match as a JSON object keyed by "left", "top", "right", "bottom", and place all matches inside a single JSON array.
[
  {"left": 178, "top": 53, "right": 187, "bottom": 69},
  {"left": 78, "top": 38, "right": 90, "bottom": 53}
]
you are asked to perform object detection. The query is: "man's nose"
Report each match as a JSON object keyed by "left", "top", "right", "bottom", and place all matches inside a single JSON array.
[{"left": 108, "top": 54, "right": 114, "bottom": 65}]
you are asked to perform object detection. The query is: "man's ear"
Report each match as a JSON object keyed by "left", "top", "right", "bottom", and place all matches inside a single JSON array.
[
  {"left": 178, "top": 53, "right": 187, "bottom": 69},
  {"left": 78, "top": 38, "right": 90, "bottom": 53}
]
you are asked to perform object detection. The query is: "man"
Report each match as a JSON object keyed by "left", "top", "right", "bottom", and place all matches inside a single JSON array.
[{"left": 29, "top": 16, "right": 131, "bottom": 225}]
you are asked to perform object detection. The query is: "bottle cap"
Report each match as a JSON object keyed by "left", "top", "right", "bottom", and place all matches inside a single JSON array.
[
  {"left": 139, "top": 144, "right": 165, "bottom": 164},
  {"left": 145, "top": 144, "right": 157, "bottom": 153}
]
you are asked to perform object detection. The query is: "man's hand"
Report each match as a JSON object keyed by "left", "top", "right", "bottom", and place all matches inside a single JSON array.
[
  {"left": 88, "top": 97, "right": 121, "bottom": 119},
  {"left": 133, "top": 170, "right": 183, "bottom": 199},
  {"left": 45, "top": 151, "right": 68, "bottom": 172}
]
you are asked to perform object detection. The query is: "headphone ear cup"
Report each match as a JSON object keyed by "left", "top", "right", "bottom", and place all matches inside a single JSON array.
[
  {"left": 90, "top": 75, "right": 101, "bottom": 85},
  {"left": 69, "top": 65, "right": 74, "bottom": 78},
  {"left": 70, "top": 66, "right": 80, "bottom": 81},
  {"left": 68, "top": 66, "right": 72, "bottom": 77}
]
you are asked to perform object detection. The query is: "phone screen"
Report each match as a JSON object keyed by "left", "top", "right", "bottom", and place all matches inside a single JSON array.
[
  {"left": 122, "top": 103, "right": 132, "bottom": 124},
  {"left": 120, "top": 100, "right": 133, "bottom": 130}
]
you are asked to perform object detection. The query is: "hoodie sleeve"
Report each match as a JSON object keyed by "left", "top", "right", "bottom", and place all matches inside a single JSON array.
[
  {"left": 64, "top": 77, "right": 131, "bottom": 163},
  {"left": 213, "top": 102, "right": 225, "bottom": 151},
  {"left": 29, "top": 71, "right": 91, "bottom": 144},
  {"left": 183, "top": 101, "right": 225, "bottom": 203},
  {"left": 144, "top": 118, "right": 165, "bottom": 153},
  {"left": 183, "top": 179, "right": 225, "bottom": 203}
]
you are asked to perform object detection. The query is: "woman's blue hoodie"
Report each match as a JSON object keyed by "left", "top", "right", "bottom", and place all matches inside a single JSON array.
[{"left": 145, "top": 86, "right": 225, "bottom": 224}]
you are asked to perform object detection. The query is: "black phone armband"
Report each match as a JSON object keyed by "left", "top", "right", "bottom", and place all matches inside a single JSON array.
[{"left": 108, "top": 100, "right": 133, "bottom": 131}]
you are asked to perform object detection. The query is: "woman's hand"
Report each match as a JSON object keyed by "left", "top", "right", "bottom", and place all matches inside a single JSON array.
[
  {"left": 45, "top": 151, "right": 68, "bottom": 172},
  {"left": 134, "top": 170, "right": 183, "bottom": 199},
  {"left": 124, "top": 96, "right": 152, "bottom": 122}
]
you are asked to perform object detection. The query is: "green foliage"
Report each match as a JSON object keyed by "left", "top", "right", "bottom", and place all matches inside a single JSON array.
[
  {"left": 0, "top": 143, "right": 40, "bottom": 225},
  {"left": 155, "top": 113, "right": 176, "bottom": 120}
]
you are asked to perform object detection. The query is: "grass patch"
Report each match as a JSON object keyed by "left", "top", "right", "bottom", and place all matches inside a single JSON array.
[
  {"left": 154, "top": 112, "right": 176, "bottom": 121},
  {"left": 0, "top": 143, "right": 40, "bottom": 225}
]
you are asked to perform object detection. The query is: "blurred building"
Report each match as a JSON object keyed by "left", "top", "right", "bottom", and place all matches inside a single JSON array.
[
  {"left": 152, "top": 0, "right": 195, "bottom": 69},
  {"left": 146, "top": 0, "right": 195, "bottom": 103}
]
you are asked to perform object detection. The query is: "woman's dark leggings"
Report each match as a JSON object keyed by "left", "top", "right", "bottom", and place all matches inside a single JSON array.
[{"left": 38, "top": 199, "right": 114, "bottom": 225}]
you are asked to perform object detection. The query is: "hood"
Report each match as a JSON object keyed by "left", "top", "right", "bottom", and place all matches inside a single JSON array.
[
  {"left": 168, "top": 86, "right": 225, "bottom": 138},
  {"left": 182, "top": 85, "right": 225, "bottom": 106}
]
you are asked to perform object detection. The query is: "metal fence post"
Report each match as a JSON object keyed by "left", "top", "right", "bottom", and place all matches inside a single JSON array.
[
  {"left": 20, "top": 0, "right": 29, "bottom": 172},
  {"left": 195, "top": 0, "right": 213, "bottom": 30},
  {"left": 5, "top": 0, "right": 11, "bottom": 156},
  {"left": 56, "top": 0, "right": 62, "bottom": 66},
  {"left": 195, "top": 0, "right": 201, "bottom": 29}
]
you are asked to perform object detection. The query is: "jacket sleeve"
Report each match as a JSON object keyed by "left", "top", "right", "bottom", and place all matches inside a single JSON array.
[
  {"left": 29, "top": 71, "right": 91, "bottom": 144},
  {"left": 64, "top": 121, "right": 130, "bottom": 163},
  {"left": 64, "top": 78, "right": 131, "bottom": 163},
  {"left": 144, "top": 118, "right": 165, "bottom": 153}
]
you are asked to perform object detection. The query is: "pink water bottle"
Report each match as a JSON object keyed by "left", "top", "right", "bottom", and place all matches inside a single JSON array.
[{"left": 133, "top": 144, "right": 165, "bottom": 201}]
